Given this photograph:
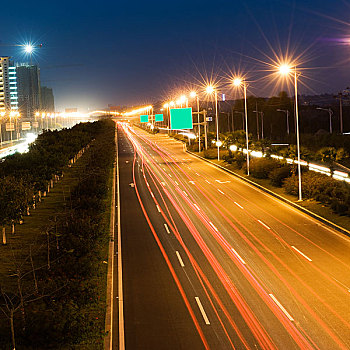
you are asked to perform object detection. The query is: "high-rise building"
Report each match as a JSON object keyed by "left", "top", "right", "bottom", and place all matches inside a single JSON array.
[
  {"left": 16, "top": 64, "right": 41, "bottom": 119},
  {"left": 0, "top": 57, "right": 18, "bottom": 113},
  {"left": 41, "top": 86, "right": 55, "bottom": 112}
]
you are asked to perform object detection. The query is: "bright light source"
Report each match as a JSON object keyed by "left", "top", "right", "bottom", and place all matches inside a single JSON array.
[
  {"left": 206, "top": 85, "right": 215, "bottom": 94},
  {"left": 216, "top": 140, "right": 223, "bottom": 147},
  {"left": 229, "top": 145, "right": 237, "bottom": 152},
  {"left": 189, "top": 91, "right": 197, "bottom": 98},
  {"left": 169, "top": 101, "right": 175, "bottom": 107},
  {"left": 24, "top": 44, "right": 34, "bottom": 54},
  {"left": 26, "top": 133, "right": 36, "bottom": 143},
  {"left": 179, "top": 95, "right": 187, "bottom": 104},
  {"left": 163, "top": 103, "right": 169, "bottom": 108},
  {"left": 233, "top": 78, "right": 242, "bottom": 87},
  {"left": 279, "top": 64, "right": 291, "bottom": 75}
]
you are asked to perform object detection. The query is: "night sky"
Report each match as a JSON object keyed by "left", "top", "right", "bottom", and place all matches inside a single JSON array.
[{"left": 1, "top": 0, "right": 350, "bottom": 111}]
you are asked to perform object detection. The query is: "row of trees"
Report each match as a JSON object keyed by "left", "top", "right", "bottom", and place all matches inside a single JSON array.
[
  {"left": 0, "top": 122, "right": 102, "bottom": 244},
  {"left": 0, "top": 120, "right": 115, "bottom": 348}
]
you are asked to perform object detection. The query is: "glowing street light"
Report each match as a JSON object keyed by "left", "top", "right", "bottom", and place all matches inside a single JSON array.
[
  {"left": 279, "top": 64, "right": 292, "bottom": 76},
  {"left": 24, "top": 44, "right": 34, "bottom": 54},
  {"left": 189, "top": 91, "right": 201, "bottom": 152},
  {"left": 233, "top": 77, "right": 250, "bottom": 175},
  {"left": 206, "top": 85, "right": 220, "bottom": 160},
  {"left": 278, "top": 63, "right": 302, "bottom": 201}
]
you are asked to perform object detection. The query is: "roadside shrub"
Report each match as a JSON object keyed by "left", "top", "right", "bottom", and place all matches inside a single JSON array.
[
  {"left": 233, "top": 152, "right": 246, "bottom": 169},
  {"left": 203, "top": 148, "right": 217, "bottom": 159},
  {"left": 283, "top": 171, "right": 350, "bottom": 215},
  {"left": 269, "top": 165, "right": 292, "bottom": 187},
  {"left": 244, "top": 157, "right": 279, "bottom": 179},
  {"left": 222, "top": 154, "right": 234, "bottom": 164}
]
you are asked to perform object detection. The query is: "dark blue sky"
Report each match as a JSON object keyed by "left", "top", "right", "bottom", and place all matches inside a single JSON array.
[{"left": 1, "top": 0, "right": 350, "bottom": 111}]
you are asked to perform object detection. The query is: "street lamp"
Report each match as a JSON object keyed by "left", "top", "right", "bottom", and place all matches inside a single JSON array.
[
  {"left": 206, "top": 85, "right": 220, "bottom": 160},
  {"left": 277, "top": 109, "right": 290, "bottom": 135},
  {"left": 233, "top": 77, "right": 250, "bottom": 176},
  {"left": 190, "top": 91, "right": 201, "bottom": 152},
  {"left": 316, "top": 107, "right": 333, "bottom": 134},
  {"left": 278, "top": 64, "right": 302, "bottom": 201}
]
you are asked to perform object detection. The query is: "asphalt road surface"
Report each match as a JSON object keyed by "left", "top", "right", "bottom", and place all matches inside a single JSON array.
[{"left": 117, "top": 123, "right": 350, "bottom": 350}]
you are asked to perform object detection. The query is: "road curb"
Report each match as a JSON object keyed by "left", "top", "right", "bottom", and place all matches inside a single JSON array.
[{"left": 187, "top": 150, "right": 350, "bottom": 237}]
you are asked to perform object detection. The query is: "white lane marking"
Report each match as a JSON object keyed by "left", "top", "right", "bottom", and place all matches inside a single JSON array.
[
  {"left": 150, "top": 192, "right": 154, "bottom": 198},
  {"left": 291, "top": 246, "right": 312, "bottom": 262},
  {"left": 183, "top": 191, "right": 188, "bottom": 197},
  {"left": 168, "top": 174, "right": 172, "bottom": 177},
  {"left": 176, "top": 251, "right": 185, "bottom": 267},
  {"left": 164, "top": 223, "right": 170, "bottom": 234},
  {"left": 145, "top": 181, "right": 149, "bottom": 187},
  {"left": 194, "top": 204, "right": 200, "bottom": 211},
  {"left": 209, "top": 221, "right": 218, "bottom": 232},
  {"left": 195, "top": 172, "right": 200, "bottom": 176},
  {"left": 218, "top": 189, "right": 225, "bottom": 195},
  {"left": 258, "top": 220, "right": 271, "bottom": 230},
  {"left": 189, "top": 181, "right": 195, "bottom": 184},
  {"left": 175, "top": 181, "right": 179, "bottom": 185},
  {"left": 269, "top": 294, "right": 294, "bottom": 322},
  {"left": 234, "top": 202, "right": 243, "bottom": 209},
  {"left": 231, "top": 248, "right": 246, "bottom": 265},
  {"left": 215, "top": 180, "right": 231, "bottom": 184},
  {"left": 195, "top": 297, "right": 210, "bottom": 325},
  {"left": 156, "top": 205, "right": 161, "bottom": 213},
  {"left": 205, "top": 180, "right": 211, "bottom": 184}
]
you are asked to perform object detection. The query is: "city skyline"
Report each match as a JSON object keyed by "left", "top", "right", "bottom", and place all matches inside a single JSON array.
[{"left": 1, "top": 0, "right": 350, "bottom": 111}]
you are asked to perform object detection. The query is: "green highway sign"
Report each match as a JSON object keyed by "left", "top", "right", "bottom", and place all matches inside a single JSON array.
[
  {"left": 170, "top": 108, "right": 193, "bottom": 130},
  {"left": 140, "top": 115, "right": 149, "bottom": 123},
  {"left": 155, "top": 113, "right": 164, "bottom": 122}
]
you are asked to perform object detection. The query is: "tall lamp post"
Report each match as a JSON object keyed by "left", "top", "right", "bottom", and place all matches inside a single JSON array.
[
  {"left": 277, "top": 109, "right": 290, "bottom": 135},
  {"left": 233, "top": 78, "right": 250, "bottom": 175},
  {"left": 190, "top": 91, "right": 201, "bottom": 152},
  {"left": 206, "top": 85, "right": 220, "bottom": 160},
  {"left": 316, "top": 107, "right": 333, "bottom": 134},
  {"left": 279, "top": 64, "right": 302, "bottom": 201}
]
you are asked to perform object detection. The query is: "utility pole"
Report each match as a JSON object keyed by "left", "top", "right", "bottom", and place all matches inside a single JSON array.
[
  {"left": 335, "top": 88, "right": 349, "bottom": 134},
  {"left": 253, "top": 101, "right": 260, "bottom": 139}
]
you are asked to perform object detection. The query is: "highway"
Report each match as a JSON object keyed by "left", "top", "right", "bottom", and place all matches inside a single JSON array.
[{"left": 117, "top": 122, "right": 350, "bottom": 349}]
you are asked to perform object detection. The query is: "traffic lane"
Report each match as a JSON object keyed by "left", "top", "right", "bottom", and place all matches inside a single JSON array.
[
  {"left": 136, "top": 133, "right": 350, "bottom": 348},
  {"left": 137, "top": 151, "right": 303, "bottom": 350},
  {"left": 118, "top": 128, "right": 205, "bottom": 350},
  {"left": 135, "top": 141, "right": 334, "bottom": 350},
  {"left": 151, "top": 153, "right": 350, "bottom": 344},
  {"left": 135, "top": 156, "right": 247, "bottom": 349}
]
